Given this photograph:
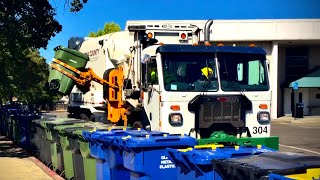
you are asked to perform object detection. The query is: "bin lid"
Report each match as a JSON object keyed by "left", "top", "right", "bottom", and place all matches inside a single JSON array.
[
  {"left": 119, "top": 133, "right": 197, "bottom": 148},
  {"left": 213, "top": 152, "right": 320, "bottom": 177},
  {"left": 259, "top": 152, "right": 320, "bottom": 168},
  {"left": 91, "top": 129, "right": 159, "bottom": 143},
  {"left": 72, "top": 125, "right": 113, "bottom": 139},
  {"left": 177, "top": 145, "right": 274, "bottom": 165},
  {"left": 53, "top": 122, "right": 87, "bottom": 134},
  {"left": 17, "top": 114, "right": 41, "bottom": 121},
  {"left": 45, "top": 118, "right": 85, "bottom": 129},
  {"left": 54, "top": 45, "right": 89, "bottom": 61},
  {"left": 61, "top": 127, "right": 85, "bottom": 137}
]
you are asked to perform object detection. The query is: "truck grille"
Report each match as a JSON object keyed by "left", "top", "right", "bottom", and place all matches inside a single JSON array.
[{"left": 198, "top": 96, "right": 245, "bottom": 128}]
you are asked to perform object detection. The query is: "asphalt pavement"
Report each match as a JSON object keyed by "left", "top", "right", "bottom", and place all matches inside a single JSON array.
[{"left": 272, "top": 116, "right": 320, "bottom": 156}]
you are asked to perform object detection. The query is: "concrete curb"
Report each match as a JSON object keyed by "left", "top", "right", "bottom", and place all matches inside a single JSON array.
[{"left": 28, "top": 156, "right": 65, "bottom": 180}]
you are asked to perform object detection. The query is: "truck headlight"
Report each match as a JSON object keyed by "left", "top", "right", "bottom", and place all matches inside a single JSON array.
[
  {"left": 257, "top": 111, "right": 270, "bottom": 124},
  {"left": 169, "top": 113, "right": 183, "bottom": 126}
]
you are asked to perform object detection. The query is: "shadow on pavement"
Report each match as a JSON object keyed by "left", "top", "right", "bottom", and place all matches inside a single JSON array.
[{"left": 0, "top": 136, "right": 30, "bottom": 158}]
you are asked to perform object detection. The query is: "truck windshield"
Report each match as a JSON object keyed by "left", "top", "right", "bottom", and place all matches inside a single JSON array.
[
  {"left": 218, "top": 53, "right": 269, "bottom": 91},
  {"left": 161, "top": 53, "right": 218, "bottom": 91}
]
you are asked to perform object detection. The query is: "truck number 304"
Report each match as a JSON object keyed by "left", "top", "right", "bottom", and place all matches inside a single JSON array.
[{"left": 252, "top": 126, "right": 268, "bottom": 134}]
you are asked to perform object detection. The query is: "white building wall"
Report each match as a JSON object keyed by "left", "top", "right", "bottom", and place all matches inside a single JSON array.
[{"left": 270, "top": 43, "right": 279, "bottom": 119}]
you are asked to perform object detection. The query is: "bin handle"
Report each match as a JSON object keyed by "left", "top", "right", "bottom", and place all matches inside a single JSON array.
[{"left": 193, "top": 144, "right": 224, "bottom": 150}]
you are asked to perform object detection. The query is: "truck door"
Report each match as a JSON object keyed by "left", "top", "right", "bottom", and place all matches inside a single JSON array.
[{"left": 143, "top": 60, "right": 161, "bottom": 131}]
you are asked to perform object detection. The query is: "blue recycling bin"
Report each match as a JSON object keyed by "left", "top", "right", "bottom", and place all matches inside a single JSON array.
[
  {"left": 118, "top": 133, "right": 197, "bottom": 180},
  {"left": 15, "top": 114, "right": 41, "bottom": 148},
  {"left": 83, "top": 128, "right": 155, "bottom": 180},
  {"left": 167, "top": 145, "right": 275, "bottom": 180}
]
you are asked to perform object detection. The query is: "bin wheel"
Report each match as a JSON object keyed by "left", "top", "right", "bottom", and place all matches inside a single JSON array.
[
  {"left": 48, "top": 80, "right": 60, "bottom": 91},
  {"left": 60, "top": 171, "right": 65, "bottom": 178},
  {"left": 47, "top": 162, "right": 53, "bottom": 170}
]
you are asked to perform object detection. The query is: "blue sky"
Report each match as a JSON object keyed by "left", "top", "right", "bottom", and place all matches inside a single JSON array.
[{"left": 41, "top": 0, "right": 320, "bottom": 62}]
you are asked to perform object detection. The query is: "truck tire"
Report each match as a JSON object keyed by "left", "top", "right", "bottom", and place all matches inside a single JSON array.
[
  {"left": 128, "top": 110, "right": 150, "bottom": 130},
  {"left": 131, "top": 121, "right": 144, "bottom": 129},
  {"left": 80, "top": 113, "right": 90, "bottom": 121}
]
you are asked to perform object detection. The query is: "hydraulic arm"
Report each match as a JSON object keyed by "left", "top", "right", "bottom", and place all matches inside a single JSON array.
[{"left": 51, "top": 59, "right": 128, "bottom": 126}]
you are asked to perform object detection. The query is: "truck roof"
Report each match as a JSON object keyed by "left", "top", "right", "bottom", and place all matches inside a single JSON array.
[{"left": 156, "top": 44, "right": 266, "bottom": 55}]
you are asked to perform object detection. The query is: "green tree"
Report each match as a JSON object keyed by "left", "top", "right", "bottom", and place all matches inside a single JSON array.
[
  {"left": 67, "top": 0, "right": 88, "bottom": 12},
  {"left": 88, "top": 22, "right": 121, "bottom": 37},
  {"left": 0, "top": 0, "right": 62, "bottom": 106}
]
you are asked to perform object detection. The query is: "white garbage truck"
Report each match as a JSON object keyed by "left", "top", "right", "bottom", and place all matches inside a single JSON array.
[
  {"left": 49, "top": 20, "right": 277, "bottom": 149},
  {"left": 67, "top": 21, "right": 201, "bottom": 122}
]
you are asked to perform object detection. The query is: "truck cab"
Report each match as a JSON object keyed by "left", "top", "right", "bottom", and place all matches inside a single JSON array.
[{"left": 137, "top": 44, "right": 271, "bottom": 138}]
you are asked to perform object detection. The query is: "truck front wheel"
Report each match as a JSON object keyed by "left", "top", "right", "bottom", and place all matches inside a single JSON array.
[
  {"left": 128, "top": 110, "right": 150, "bottom": 130},
  {"left": 80, "top": 113, "right": 90, "bottom": 121}
]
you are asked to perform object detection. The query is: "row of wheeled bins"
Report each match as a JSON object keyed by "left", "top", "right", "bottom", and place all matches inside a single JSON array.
[{"left": 0, "top": 108, "right": 320, "bottom": 180}]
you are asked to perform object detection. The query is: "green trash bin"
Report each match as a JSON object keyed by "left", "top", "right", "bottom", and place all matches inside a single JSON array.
[
  {"left": 70, "top": 123, "right": 114, "bottom": 180},
  {"left": 48, "top": 46, "right": 89, "bottom": 95},
  {"left": 43, "top": 118, "right": 85, "bottom": 174},
  {"left": 197, "top": 131, "right": 280, "bottom": 150},
  {"left": 34, "top": 116, "right": 58, "bottom": 164},
  {"left": 54, "top": 123, "right": 88, "bottom": 180},
  {"left": 54, "top": 122, "right": 112, "bottom": 180}
]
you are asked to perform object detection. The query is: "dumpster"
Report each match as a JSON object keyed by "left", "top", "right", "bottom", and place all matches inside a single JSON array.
[
  {"left": 212, "top": 151, "right": 320, "bottom": 179},
  {"left": 42, "top": 118, "right": 85, "bottom": 173},
  {"left": 48, "top": 45, "right": 89, "bottom": 95},
  {"left": 197, "top": 131, "right": 280, "bottom": 150},
  {"left": 117, "top": 132, "right": 197, "bottom": 180},
  {"left": 167, "top": 144, "right": 274, "bottom": 180}
]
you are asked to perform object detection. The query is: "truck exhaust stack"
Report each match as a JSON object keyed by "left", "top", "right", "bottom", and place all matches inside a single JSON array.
[{"left": 204, "top": 19, "right": 213, "bottom": 45}]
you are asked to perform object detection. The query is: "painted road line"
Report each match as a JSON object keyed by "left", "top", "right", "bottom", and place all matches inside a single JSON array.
[{"left": 279, "top": 144, "right": 320, "bottom": 155}]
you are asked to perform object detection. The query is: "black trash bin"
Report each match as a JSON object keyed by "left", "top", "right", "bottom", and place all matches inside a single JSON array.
[{"left": 295, "top": 103, "right": 304, "bottom": 118}]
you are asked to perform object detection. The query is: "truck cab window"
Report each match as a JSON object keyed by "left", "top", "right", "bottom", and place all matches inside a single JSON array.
[
  {"left": 161, "top": 52, "right": 218, "bottom": 91},
  {"left": 219, "top": 53, "right": 269, "bottom": 91},
  {"left": 147, "top": 60, "right": 158, "bottom": 85}
]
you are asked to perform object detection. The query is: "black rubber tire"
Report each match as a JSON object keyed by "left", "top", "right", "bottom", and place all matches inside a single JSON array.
[
  {"left": 131, "top": 121, "right": 144, "bottom": 129},
  {"left": 128, "top": 110, "right": 150, "bottom": 130},
  {"left": 89, "top": 115, "right": 95, "bottom": 122},
  {"left": 80, "top": 113, "right": 90, "bottom": 121}
]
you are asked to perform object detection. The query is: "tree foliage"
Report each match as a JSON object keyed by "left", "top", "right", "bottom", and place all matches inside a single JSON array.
[
  {"left": 67, "top": 0, "right": 88, "bottom": 12},
  {"left": 88, "top": 22, "right": 121, "bottom": 37},
  {"left": 0, "top": 0, "right": 62, "bottom": 106}
]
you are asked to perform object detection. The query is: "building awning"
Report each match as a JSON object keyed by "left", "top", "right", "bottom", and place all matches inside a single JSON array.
[{"left": 289, "top": 66, "right": 320, "bottom": 88}]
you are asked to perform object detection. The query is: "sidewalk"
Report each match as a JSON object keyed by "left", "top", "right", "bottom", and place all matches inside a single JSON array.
[
  {"left": 272, "top": 115, "right": 320, "bottom": 125},
  {"left": 0, "top": 136, "right": 64, "bottom": 180}
]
